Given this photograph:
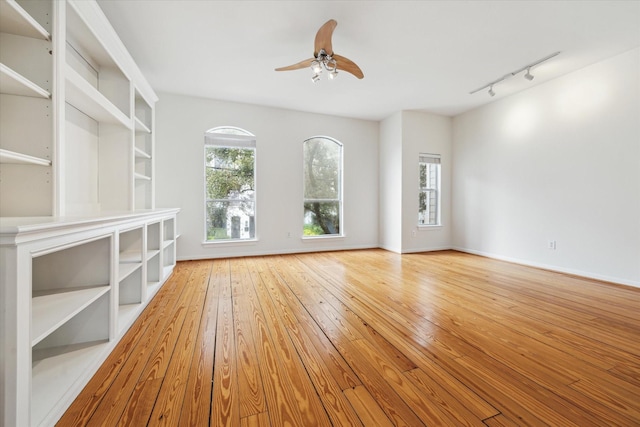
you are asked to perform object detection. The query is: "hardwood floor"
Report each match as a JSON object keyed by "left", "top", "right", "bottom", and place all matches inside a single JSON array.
[{"left": 58, "top": 249, "right": 640, "bottom": 426}]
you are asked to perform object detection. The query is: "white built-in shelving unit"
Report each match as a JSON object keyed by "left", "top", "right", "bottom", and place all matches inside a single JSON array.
[{"left": 0, "top": 1, "right": 178, "bottom": 426}]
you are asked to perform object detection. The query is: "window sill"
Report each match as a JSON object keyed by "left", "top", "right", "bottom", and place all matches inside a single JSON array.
[
  {"left": 301, "top": 234, "right": 344, "bottom": 241},
  {"left": 417, "top": 224, "right": 442, "bottom": 230},
  {"left": 202, "top": 238, "right": 258, "bottom": 247}
]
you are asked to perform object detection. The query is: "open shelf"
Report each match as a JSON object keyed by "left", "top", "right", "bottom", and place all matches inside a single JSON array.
[
  {"left": 31, "top": 285, "right": 110, "bottom": 347},
  {"left": 65, "top": 65, "right": 131, "bottom": 128},
  {"left": 32, "top": 339, "right": 108, "bottom": 427},
  {"left": 0, "top": 63, "right": 50, "bottom": 98},
  {"left": 119, "top": 250, "right": 142, "bottom": 264},
  {"left": 0, "top": 148, "right": 50, "bottom": 166},
  {"left": 0, "top": 0, "right": 50, "bottom": 40},
  {"left": 146, "top": 249, "right": 160, "bottom": 261},
  {"left": 134, "top": 116, "right": 151, "bottom": 134},
  {"left": 118, "top": 303, "right": 140, "bottom": 332},
  {"left": 118, "top": 262, "right": 141, "bottom": 282},
  {"left": 135, "top": 146, "right": 151, "bottom": 159}
]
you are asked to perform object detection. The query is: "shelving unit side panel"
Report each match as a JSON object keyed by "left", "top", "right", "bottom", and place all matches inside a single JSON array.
[{"left": 0, "top": 244, "right": 32, "bottom": 427}]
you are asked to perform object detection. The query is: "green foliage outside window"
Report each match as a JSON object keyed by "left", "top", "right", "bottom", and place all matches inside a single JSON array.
[{"left": 303, "top": 138, "right": 342, "bottom": 236}]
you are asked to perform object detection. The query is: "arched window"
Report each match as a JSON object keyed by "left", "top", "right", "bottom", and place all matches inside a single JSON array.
[
  {"left": 204, "top": 127, "right": 256, "bottom": 241},
  {"left": 303, "top": 136, "right": 343, "bottom": 236}
]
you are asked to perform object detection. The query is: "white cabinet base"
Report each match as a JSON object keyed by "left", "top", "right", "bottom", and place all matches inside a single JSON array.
[{"left": 1, "top": 208, "right": 179, "bottom": 426}]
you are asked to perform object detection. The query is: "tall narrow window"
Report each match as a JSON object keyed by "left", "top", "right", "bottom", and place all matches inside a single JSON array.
[
  {"left": 419, "top": 154, "right": 441, "bottom": 226},
  {"left": 303, "top": 137, "right": 342, "bottom": 236},
  {"left": 204, "top": 127, "right": 256, "bottom": 241}
]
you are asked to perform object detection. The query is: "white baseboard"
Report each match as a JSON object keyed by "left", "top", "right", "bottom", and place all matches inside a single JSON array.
[
  {"left": 452, "top": 246, "right": 640, "bottom": 289},
  {"left": 177, "top": 243, "right": 379, "bottom": 261}
]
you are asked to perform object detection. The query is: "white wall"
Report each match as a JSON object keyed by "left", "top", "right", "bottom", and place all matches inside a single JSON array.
[
  {"left": 379, "top": 112, "right": 402, "bottom": 252},
  {"left": 401, "top": 111, "right": 452, "bottom": 253},
  {"left": 155, "top": 92, "right": 379, "bottom": 260},
  {"left": 452, "top": 48, "right": 640, "bottom": 287}
]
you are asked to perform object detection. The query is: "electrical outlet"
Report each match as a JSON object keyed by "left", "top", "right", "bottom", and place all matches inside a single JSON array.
[
  {"left": 548, "top": 240, "right": 556, "bottom": 250},
  {"left": 411, "top": 230, "right": 417, "bottom": 238}
]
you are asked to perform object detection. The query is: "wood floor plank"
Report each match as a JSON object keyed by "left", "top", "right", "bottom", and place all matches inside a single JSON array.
[
  {"left": 231, "top": 259, "right": 268, "bottom": 419},
  {"left": 112, "top": 262, "right": 202, "bottom": 426},
  {"left": 178, "top": 260, "right": 222, "bottom": 426},
  {"left": 211, "top": 290, "right": 239, "bottom": 426},
  {"left": 343, "top": 386, "right": 395, "bottom": 427},
  {"left": 62, "top": 249, "right": 640, "bottom": 427},
  {"left": 286, "top": 254, "right": 418, "bottom": 372},
  {"left": 352, "top": 338, "right": 486, "bottom": 427},
  {"left": 240, "top": 412, "right": 271, "bottom": 427},
  {"left": 242, "top": 258, "right": 324, "bottom": 426},
  {"left": 250, "top": 257, "right": 332, "bottom": 427},
  {"left": 147, "top": 261, "right": 212, "bottom": 425}
]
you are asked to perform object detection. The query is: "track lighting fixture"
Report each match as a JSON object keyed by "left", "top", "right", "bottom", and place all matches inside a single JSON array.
[
  {"left": 524, "top": 68, "right": 534, "bottom": 81},
  {"left": 469, "top": 51, "right": 559, "bottom": 96}
]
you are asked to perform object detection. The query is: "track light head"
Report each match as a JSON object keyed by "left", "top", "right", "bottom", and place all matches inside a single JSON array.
[
  {"left": 488, "top": 86, "right": 495, "bottom": 97},
  {"left": 524, "top": 68, "right": 534, "bottom": 81}
]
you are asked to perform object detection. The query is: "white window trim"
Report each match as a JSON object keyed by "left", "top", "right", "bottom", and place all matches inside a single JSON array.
[
  {"left": 302, "top": 136, "right": 344, "bottom": 238},
  {"left": 419, "top": 153, "right": 442, "bottom": 227},
  {"left": 204, "top": 127, "right": 257, "bottom": 242}
]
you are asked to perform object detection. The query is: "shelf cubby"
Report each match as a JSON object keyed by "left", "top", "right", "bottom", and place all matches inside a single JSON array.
[
  {"left": 65, "top": 64, "right": 130, "bottom": 128},
  {"left": 0, "top": 0, "right": 50, "bottom": 40},
  {"left": 31, "top": 234, "right": 111, "bottom": 425},
  {"left": 65, "top": 0, "right": 130, "bottom": 119},
  {"left": 32, "top": 290, "right": 110, "bottom": 427},
  {"left": 32, "top": 285, "right": 110, "bottom": 346},
  {"left": 0, "top": 62, "right": 50, "bottom": 98},
  {"left": 118, "top": 227, "right": 143, "bottom": 332},
  {"left": 146, "top": 221, "right": 161, "bottom": 296}
]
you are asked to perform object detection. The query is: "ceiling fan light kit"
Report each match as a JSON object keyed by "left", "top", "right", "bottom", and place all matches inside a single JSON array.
[
  {"left": 470, "top": 51, "right": 560, "bottom": 97},
  {"left": 276, "top": 19, "right": 364, "bottom": 82}
]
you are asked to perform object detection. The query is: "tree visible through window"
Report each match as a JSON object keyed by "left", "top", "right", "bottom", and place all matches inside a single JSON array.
[
  {"left": 205, "top": 127, "right": 256, "bottom": 241},
  {"left": 419, "top": 154, "right": 441, "bottom": 226},
  {"left": 303, "top": 137, "right": 342, "bottom": 236}
]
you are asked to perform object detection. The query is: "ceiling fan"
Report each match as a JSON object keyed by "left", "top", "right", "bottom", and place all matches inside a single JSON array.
[{"left": 275, "top": 19, "right": 364, "bottom": 82}]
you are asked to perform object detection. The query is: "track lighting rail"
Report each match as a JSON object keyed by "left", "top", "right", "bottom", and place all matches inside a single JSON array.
[{"left": 469, "top": 51, "right": 560, "bottom": 96}]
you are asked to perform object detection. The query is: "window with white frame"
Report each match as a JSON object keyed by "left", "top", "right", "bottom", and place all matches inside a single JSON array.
[
  {"left": 204, "top": 127, "right": 256, "bottom": 241},
  {"left": 303, "top": 136, "right": 343, "bottom": 236},
  {"left": 419, "top": 154, "right": 441, "bottom": 226}
]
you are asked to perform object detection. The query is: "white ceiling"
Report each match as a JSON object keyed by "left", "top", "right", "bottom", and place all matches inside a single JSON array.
[{"left": 97, "top": 0, "right": 640, "bottom": 121}]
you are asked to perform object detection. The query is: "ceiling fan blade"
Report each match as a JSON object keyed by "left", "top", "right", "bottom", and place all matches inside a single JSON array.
[
  {"left": 314, "top": 19, "right": 337, "bottom": 57},
  {"left": 333, "top": 54, "right": 364, "bottom": 79},
  {"left": 275, "top": 58, "right": 315, "bottom": 72}
]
